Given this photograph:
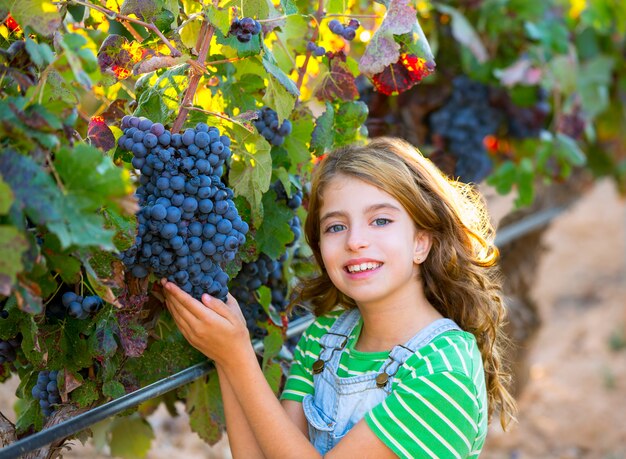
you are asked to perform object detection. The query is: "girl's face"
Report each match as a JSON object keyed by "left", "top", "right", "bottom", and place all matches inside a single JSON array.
[{"left": 318, "top": 175, "right": 429, "bottom": 309}]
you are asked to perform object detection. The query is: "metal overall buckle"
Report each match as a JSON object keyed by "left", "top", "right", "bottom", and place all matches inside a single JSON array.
[
  {"left": 376, "top": 344, "right": 412, "bottom": 388},
  {"left": 312, "top": 332, "right": 349, "bottom": 374}
]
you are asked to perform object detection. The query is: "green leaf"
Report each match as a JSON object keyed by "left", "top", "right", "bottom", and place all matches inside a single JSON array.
[
  {"left": 184, "top": 372, "right": 224, "bottom": 445},
  {"left": 71, "top": 379, "right": 99, "bottom": 407},
  {"left": 578, "top": 55, "right": 615, "bottom": 119},
  {"left": 47, "top": 196, "right": 117, "bottom": 250},
  {"left": 6, "top": 0, "right": 61, "bottom": 36},
  {"left": 311, "top": 102, "right": 335, "bottom": 155},
  {"left": 333, "top": 101, "right": 368, "bottom": 147},
  {"left": 516, "top": 158, "right": 535, "bottom": 207},
  {"left": 434, "top": 3, "right": 487, "bottom": 63},
  {"left": 228, "top": 124, "right": 273, "bottom": 222},
  {"left": 255, "top": 192, "right": 294, "bottom": 259},
  {"left": 15, "top": 399, "right": 42, "bottom": 434},
  {"left": 262, "top": 323, "right": 283, "bottom": 368},
  {"left": 486, "top": 161, "right": 516, "bottom": 195},
  {"left": 205, "top": 4, "right": 231, "bottom": 36},
  {"left": 0, "top": 225, "right": 28, "bottom": 290},
  {"left": 109, "top": 414, "right": 155, "bottom": 459},
  {"left": 120, "top": 0, "right": 160, "bottom": 21},
  {"left": 555, "top": 133, "right": 586, "bottom": 167},
  {"left": 103, "top": 380, "right": 126, "bottom": 399},
  {"left": 262, "top": 360, "right": 283, "bottom": 395},
  {"left": 24, "top": 37, "right": 55, "bottom": 68},
  {"left": 263, "top": 75, "right": 297, "bottom": 124},
  {"left": 216, "top": 28, "right": 262, "bottom": 57},
  {"left": 0, "top": 150, "right": 64, "bottom": 226},
  {"left": 262, "top": 52, "right": 300, "bottom": 99},
  {"left": 283, "top": 109, "right": 315, "bottom": 172},
  {"left": 55, "top": 144, "right": 132, "bottom": 212},
  {"left": 0, "top": 176, "right": 14, "bottom": 214}
]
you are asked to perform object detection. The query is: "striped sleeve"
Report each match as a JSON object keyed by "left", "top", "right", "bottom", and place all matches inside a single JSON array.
[
  {"left": 280, "top": 330, "right": 315, "bottom": 401},
  {"left": 364, "top": 371, "right": 480, "bottom": 459}
]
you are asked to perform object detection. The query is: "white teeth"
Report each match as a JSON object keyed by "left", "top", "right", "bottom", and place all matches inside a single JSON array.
[{"left": 347, "top": 262, "right": 381, "bottom": 273}]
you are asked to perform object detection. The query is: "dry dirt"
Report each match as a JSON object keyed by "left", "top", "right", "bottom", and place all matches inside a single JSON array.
[{"left": 1, "top": 179, "right": 625, "bottom": 459}]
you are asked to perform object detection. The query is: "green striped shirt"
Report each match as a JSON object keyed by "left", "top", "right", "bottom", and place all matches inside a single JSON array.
[{"left": 280, "top": 310, "right": 488, "bottom": 458}]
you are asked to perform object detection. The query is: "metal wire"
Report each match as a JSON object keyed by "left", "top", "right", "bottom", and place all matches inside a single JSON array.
[{"left": 0, "top": 206, "right": 567, "bottom": 458}]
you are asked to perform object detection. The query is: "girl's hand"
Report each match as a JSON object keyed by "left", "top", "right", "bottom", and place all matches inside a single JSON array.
[{"left": 160, "top": 279, "right": 250, "bottom": 365}]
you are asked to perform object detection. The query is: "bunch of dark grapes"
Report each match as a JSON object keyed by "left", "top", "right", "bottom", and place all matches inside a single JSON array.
[
  {"left": 31, "top": 370, "right": 61, "bottom": 417},
  {"left": 230, "top": 254, "right": 278, "bottom": 339},
  {"left": 429, "top": 76, "right": 503, "bottom": 183},
  {"left": 0, "top": 335, "right": 21, "bottom": 365},
  {"left": 118, "top": 116, "right": 248, "bottom": 301},
  {"left": 306, "top": 41, "right": 326, "bottom": 56},
  {"left": 328, "top": 19, "right": 360, "bottom": 40},
  {"left": 491, "top": 87, "right": 550, "bottom": 139},
  {"left": 228, "top": 17, "right": 262, "bottom": 43},
  {"left": 52, "top": 292, "right": 104, "bottom": 320},
  {"left": 254, "top": 107, "right": 292, "bottom": 146}
]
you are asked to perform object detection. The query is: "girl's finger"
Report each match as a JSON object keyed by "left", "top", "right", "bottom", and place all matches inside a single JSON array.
[
  {"left": 201, "top": 294, "right": 235, "bottom": 322},
  {"left": 161, "top": 279, "right": 214, "bottom": 321}
]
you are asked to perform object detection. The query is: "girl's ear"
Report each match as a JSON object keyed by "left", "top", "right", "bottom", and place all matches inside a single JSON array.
[{"left": 414, "top": 231, "right": 432, "bottom": 264}]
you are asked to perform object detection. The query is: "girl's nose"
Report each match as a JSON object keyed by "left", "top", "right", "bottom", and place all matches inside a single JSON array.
[{"left": 346, "top": 228, "right": 369, "bottom": 251}]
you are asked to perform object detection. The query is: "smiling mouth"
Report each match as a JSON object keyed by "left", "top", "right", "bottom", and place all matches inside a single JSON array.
[{"left": 346, "top": 262, "right": 382, "bottom": 273}]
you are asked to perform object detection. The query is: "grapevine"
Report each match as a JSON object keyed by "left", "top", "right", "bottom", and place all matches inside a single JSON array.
[{"left": 0, "top": 0, "right": 623, "bottom": 456}]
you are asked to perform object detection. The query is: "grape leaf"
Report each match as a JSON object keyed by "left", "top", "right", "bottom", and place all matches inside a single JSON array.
[
  {"left": 120, "top": 0, "right": 160, "bottom": 21},
  {"left": 262, "top": 323, "right": 283, "bottom": 369},
  {"left": 109, "top": 414, "right": 155, "bottom": 459},
  {"left": 0, "top": 150, "right": 65, "bottom": 227},
  {"left": 283, "top": 107, "right": 315, "bottom": 173},
  {"left": 359, "top": 0, "right": 417, "bottom": 75},
  {"left": 7, "top": 0, "right": 61, "bottom": 36},
  {"left": 223, "top": 0, "right": 271, "bottom": 18},
  {"left": 103, "top": 380, "right": 126, "bottom": 399},
  {"left": 0, "top": 226, "right": 27, "bottom": 295},
  {"left": 262, "top": 50, "right": 300, "bottom": 102},
  {"left": 88, "top": 117, "right": 116, "bottom": 152},
  {"left": 433, "top": 4, "right": 487, "bottom": 63},
  {"left": 315, "top": 54, "right": 359, "bottom": 101},
  {"left": 311, "top": 102, "right": 335, "bottom": 155},
  {"left": 90, "top": 316, "right": 119, "bottom": 360},
  {"left": 263, "top": 359, "right": 283, "bottom": 395},
  {"left": 118, "top": 312, "right": 148, "bottom": 358},
  {"left": 227, "top": 124, "right": 272, "bottom": 222},
  {"left": 333, "top": 101, "right": 369, "bottom": 147},
  {"left": 71, "top": 379, "right": 99, "bottom": 407},
  {"left": 55, "top": 144, "right": 133, "bottom": 212},
  {"left": 263, "top": 74, "right": 297, "bottom": 124},
  {"left": 184, "top": 372, "right": 224, "bottom": 445},
  {"left": 205, "top": 4, "right": 230, "bottom": 36},
  {"left": 255, "top": 194, "right": 294, "bottom": 259},
  {"left": 216, "top": 28, "right": 262, "bottom": 58},
  {"left": 0, "top": 175, "right": 14, "bottom": 214}
]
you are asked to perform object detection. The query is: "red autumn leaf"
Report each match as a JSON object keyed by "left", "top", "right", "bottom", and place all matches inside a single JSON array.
[
  {"left": 315, "top": 53, "right": 359, "bottom": 101},
  {"left": 371, "top": 53, "right": 434, "bottom": 96},
  {"left": 5, "top": 14, "right": 21, "bottom": 32},
  {"left": 88, "top": 116, "right": 116, "bottom": 152}
]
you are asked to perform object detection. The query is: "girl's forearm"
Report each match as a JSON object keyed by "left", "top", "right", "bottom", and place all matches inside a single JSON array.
[
  {"left": 216, "top": 365, "right": 266, "bottom": 459},
  {"left": 220, "top": 346, "right": 321, "bottom": 459}
]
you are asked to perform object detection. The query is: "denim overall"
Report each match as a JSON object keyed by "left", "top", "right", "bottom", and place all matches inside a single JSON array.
[{"left": 302, "top": 308, "right": 461, "bottom": 454}]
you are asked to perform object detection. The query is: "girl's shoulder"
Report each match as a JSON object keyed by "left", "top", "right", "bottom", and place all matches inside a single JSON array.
[
  {"left": 401, "top": 329, "right": 483, "bottom": 381},
  {"left": 302, "top": 309, "right": 349, "bottom": 338}
]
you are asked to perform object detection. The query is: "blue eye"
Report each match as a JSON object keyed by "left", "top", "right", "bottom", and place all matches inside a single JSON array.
[
  {"left": 373, "top": 218, "right": 391, "bottom": 226},
  {"left": 326, "top": 224, "right": 345, "bottom": 233}
]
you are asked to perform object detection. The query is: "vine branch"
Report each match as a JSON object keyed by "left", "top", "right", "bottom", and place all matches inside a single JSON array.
[
  {"left": 296, "top": 1, "right": 326, "bottom": 91},
  {"left": 64, "top": 0, "right": 182, "bottom": 57},
  {"left": 171, "top": 15, "right": 215, "bottom": 133}
]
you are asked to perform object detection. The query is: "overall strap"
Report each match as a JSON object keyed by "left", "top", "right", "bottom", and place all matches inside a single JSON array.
[
  {"left": 312, "top": 309, "right": 361, "bottom": 375},
  {"left": 375, "top": 318, "right": 461, "bottom": 388}
]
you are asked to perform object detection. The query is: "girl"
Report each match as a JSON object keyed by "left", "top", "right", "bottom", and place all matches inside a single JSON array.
[{"left": 161, "top": 137, "right": 517, "bottom": 458}]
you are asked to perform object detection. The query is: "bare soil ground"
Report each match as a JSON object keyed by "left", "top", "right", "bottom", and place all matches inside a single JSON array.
[{"left": 1, "top": 179, "right": 625, "bottom": 458}]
